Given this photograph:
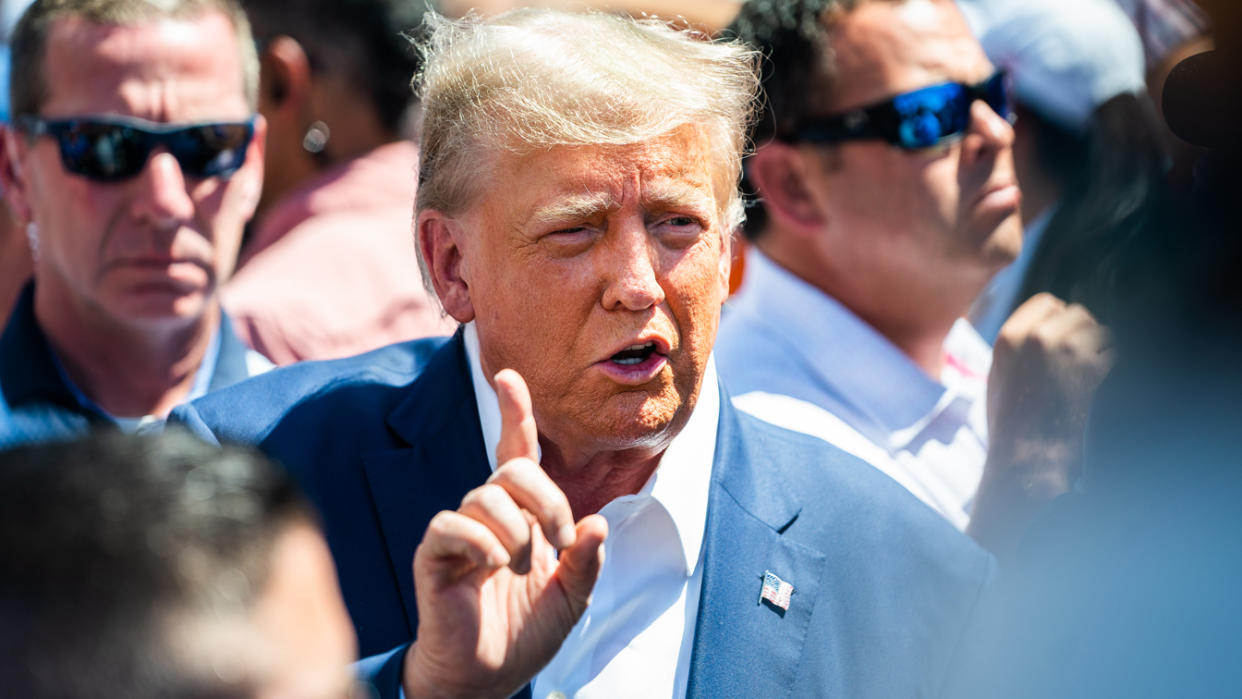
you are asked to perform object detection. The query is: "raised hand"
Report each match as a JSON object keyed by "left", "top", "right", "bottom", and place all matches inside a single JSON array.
[
  {"left": 403, "top": 369, "right": 609, "bottom": 699},
  {"left": 969, "top": 293, "right": 1115, "bottom": 559}
]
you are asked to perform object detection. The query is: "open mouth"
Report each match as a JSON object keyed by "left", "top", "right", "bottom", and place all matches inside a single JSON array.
[{"left": 611, "top": 341, "right": 659, "bottom": 365}]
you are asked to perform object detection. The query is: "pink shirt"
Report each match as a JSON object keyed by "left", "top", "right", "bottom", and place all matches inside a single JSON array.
[{"left": 224, "top": 141, "right": 456, "bottom": 365}]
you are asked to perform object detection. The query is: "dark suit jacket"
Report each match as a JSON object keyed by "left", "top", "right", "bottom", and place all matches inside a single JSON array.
[
  {"left": 0, "top": 283, "right": 258, "bottom": 448},
  {"left": 173, "top": 332, "right": 995, "bottom": 698}
]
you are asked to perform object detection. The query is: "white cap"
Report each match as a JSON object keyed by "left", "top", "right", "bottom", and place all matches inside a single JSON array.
[{"left": 957, "top": 0, "right": 1147, "bottom": 132}]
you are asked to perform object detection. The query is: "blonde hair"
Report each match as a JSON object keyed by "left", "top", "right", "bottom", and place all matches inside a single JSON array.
[{"left": 413, "top": 8, "right": 759, "bottom": 265}]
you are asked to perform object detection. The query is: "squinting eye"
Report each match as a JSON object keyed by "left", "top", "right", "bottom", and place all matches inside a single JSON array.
[
  {"left": 666, "top": 216, "right": 698, "bottom": 228},
  {"left": 547, "top": 227, "right": 592, "bottom": 239},
  {"left": 540, "top": 226, "right": 596, "bottom": 256}
]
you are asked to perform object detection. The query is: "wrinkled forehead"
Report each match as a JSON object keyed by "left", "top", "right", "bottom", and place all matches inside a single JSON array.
[
  {"left": 825, "top": 0, "right": 994, "bottom": 112},
  {"left": 471, "top": 127, "right": 735, "bottom": 225},
  {"left": 40, "top": 13, "right": 249, "bottom": 119}
]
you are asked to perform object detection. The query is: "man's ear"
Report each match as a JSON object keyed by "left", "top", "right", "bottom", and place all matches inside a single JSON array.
[
  {"left": 238, "top": 114, "right": 267, "bottom": 222},
  {"left": 747, "top": 141, "right": 829, "bottom": 236},
  {"left": 0, "top": 126, "right": 33, "bottom": 223},
  {"left": 259, "top": 36, "right": 312, "bottom": 121},
  {"left": 418, "top": 209, "right": 475, "bottom": 323}
]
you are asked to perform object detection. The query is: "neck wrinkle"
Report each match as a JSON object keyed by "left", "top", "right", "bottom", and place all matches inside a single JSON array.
[{"left": 540, "top": 440, "right": 665, "bottom": 520}]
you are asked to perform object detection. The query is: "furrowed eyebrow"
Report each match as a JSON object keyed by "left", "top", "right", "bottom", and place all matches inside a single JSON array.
[
  {"left": 642, "top": 180, "right": 714, "bottom": 214},
  {"left": 526, "top": 192, "right": 619, "bottom": 228}
]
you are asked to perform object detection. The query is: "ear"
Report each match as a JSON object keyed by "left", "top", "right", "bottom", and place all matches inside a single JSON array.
[
  {"left": 237, "top": 114, "right": 267, "bottom": 222},
  {"left": 0, "top": 126, "right": 34, "bottom": 223},
  {"left": 747, "top": 141, "right": 828, "bottom": 236},
  {"left": 259, "top": 35, "right": 313, "bottom": 122},
  {"left": 418, "top": 209, "right": 475, "bottom": 323}
]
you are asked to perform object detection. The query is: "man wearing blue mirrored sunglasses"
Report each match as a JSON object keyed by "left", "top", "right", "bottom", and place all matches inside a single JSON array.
[
  {"left": 720, "top": 0, "right": 1112, "bottom": 559},
  {"left": 0, "top": 0, "right": 273, "bottom": 447}
]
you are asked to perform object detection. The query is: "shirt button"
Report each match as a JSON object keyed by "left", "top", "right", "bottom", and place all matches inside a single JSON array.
[{"left": 547, "top": 692, "right": 568, "bottom": 699}]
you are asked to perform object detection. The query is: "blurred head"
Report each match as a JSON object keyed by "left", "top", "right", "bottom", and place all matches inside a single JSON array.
[
  {"left": 732, "top": 0, "right": 1022, "bottom": 330},
  {"left": 965, "top": 0, "right": 1149, "bottom": 221},
  {"left": 414, "top": 9, "right": 758, "bottom": 456},
  {"left": 242, "top": 0, "right": 428, "bottom": 138},
  {"left": 0, "top": 429, "right": 358, "bottom": 698},
  {"left": 0, "top": 0, "right": 264, "bottom": 333},
  {"left": 240, "top": 0, "right": 430, "bottom": 215}
]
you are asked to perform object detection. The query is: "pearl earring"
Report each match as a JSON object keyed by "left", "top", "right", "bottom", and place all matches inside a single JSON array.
[
  {"left": 302, "top": 120, "right": 331, "bottom": 154},
  {"left": 25, "top": 221, "right": 39, "bottom": 261}
]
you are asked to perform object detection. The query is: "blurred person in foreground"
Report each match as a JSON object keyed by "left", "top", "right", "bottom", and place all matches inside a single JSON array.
[
  {"left": 223, "top": 0, "right": 456, "bottom": 366},
  {"left": 0, "top": 0, "right": 271, "bottom": 446},
  {"left": 174, "top": 8, "right": 994, "bottom": 698},
  {"left": 947, "top": 1, "right": 1242, "bottom": 695},
  {"left": 719, "top": 0, "right": 1113, "bottom": 557},
  {"left": 0, "top": 429, "right": 358, "bottom": 698},
  {"left": 963, "top": 0, "right": 1169, "bottom": 342}
]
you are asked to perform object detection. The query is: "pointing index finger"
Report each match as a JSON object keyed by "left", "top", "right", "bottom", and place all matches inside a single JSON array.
[{"left": 495, "top": 369, "right": 540, "bottom": 466}]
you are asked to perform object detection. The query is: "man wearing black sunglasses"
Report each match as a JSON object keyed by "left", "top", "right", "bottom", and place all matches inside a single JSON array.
[
  {"left": 720, "top": 0, "right": 1113, "bottom": 558},
  {"left": 0, "top": 0, "right": 272, "bottom": 446}
]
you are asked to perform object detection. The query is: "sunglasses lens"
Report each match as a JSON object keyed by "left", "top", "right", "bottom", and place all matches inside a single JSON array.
[
  {"left": 892, "top": 82, "right": 969, "bottom": 149},
  {"left": 46, "top": 119, "right": 252, "bottom": 181},
  {"left": 169, "top": 123, "right": 252, "bottom": 177},
  {"left": 59, "top": 122, "right": 151, "bottom": 181},
  {"left": 984, "top": 72, "right": 1012, "bottom": 121}
]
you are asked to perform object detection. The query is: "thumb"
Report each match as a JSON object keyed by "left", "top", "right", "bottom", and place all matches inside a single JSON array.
[
  {"left": 555, "top": 514, "right": 608, "bottom": 617},
  {"left": 494, "top": 368, "right": 539, "bottom": 465}
]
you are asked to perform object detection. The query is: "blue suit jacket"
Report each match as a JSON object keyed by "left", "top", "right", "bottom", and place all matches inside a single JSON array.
[
  {"left": 174, "top": 332, "right": 994, "bottom": 698},
  {"left": 0, "top": 283, "right": 258, "bottom": 448}
]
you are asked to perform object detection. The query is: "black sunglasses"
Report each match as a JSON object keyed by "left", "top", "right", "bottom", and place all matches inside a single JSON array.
[
  {"left": 14, "top": 114, "right": 256, "bottom": 182},
  {"left": 789, "top": 71, "right": 1013, "bottom": 150}
]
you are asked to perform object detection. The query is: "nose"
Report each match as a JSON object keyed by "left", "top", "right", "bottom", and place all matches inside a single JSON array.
[
  {"left": 130, "top": 149, "right": 195, "bottom": 230},
  {"left": 601, "top": 224, "right": 665, "bottom": 312},
  {"left": 965, "top": 98, "right": 1015, "bottom": 155}
]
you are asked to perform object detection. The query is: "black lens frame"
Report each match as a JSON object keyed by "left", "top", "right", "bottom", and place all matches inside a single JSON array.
[
  {"left": 788, "top": 71, "right": 1012, "bottom": 150},
  {"left": 14, "top": 114, "right": 256, "bottom": 182}
]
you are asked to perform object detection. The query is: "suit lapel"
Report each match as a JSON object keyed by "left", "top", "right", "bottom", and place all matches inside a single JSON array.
[
  {"left": 686, "top": 396, "right": 827, "bottom": 699},
  {"left": 361, "top": 333, "right": 492, "bottom": 633}
]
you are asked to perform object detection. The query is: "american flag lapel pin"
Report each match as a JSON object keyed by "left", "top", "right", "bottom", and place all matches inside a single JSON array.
[{"left": 759, "top": 570, "right": 793, "bottom": 612}]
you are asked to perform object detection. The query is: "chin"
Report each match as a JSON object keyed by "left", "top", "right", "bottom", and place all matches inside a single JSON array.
[
  {"left": 573, "top": 385, "right": 687, "bottom": 450},
  {"left": 111, "top": 290, "right": 213, "bottom": 327},
  {"left": 982, "top": 215, "right": 1024, "bottom": 265}
]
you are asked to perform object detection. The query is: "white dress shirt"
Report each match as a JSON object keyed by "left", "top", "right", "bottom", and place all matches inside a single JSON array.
[
  {"left": 716, "top": 250, "right": 990, "bottom": 531},
  {"left": 464, "top": 323, "right": 715, "bottom": 698}
]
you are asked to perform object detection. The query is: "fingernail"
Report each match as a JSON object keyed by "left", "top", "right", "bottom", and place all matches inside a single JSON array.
[{"left": 558, "top": 524, "right": 576, "bottom": 548}]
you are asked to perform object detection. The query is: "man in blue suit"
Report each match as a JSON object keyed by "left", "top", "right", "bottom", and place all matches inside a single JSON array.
[{"left": 175, "top": 8, "right": 994, "bottom": 698}]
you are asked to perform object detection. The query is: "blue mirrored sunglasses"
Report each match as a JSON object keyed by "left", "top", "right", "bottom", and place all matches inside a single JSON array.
[
  {"left": 789, "top": 71, "right": 1013, "bottom": 150},
  {"left": 14, "top": 114, "right": 255, "bottom": 182}
]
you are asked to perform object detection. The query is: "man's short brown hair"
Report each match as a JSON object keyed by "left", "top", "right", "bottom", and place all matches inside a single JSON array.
[
  {"left": 7, "top": 0, "right": 259, "bottom": 118},
  {"left": 726, "top": 0, "right": 900, "bottom": 239}
]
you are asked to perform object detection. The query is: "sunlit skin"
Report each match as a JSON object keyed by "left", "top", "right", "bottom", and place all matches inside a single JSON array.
[
  {"left": 758, "top": 0, "right": 1022, "bottom": 376},
  {"left": 166, "top": 522, "right": 359, "bottom": 699},
  {"left": 421, "top": 126, "right": 732, "bottom": 517},
  {"left": 249, "top": 522, "right": 359, "bottom": 699},
  {"left": 0, "top": 12, "right": 264, "bottom": 417}
]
